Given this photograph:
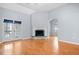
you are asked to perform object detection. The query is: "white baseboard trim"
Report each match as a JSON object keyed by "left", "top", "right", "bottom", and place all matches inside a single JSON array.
[
  {"left": 47, "top": 36, "right": 79, "bottom": 45},
  {"left": 59, "top": 40, "right": 79, "bottom": 45},
  {"left": 0, "top": 37, "right": 31, "bottom": 44},
  {"left": 1, "top": 37, "right": 79, "bottom": 46}
]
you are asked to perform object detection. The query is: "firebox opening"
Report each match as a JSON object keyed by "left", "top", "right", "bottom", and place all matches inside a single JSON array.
[{"left": 35, "top": 30, "right": 44, "bottom": 36}]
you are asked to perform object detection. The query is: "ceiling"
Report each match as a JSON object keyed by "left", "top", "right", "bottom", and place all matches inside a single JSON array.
[
  {"left": 0, "top": 3, "right": 66, "bottom": 14},
  {"left": 0, "top": 3, "right": 35, "bottom": 14},
  {"left": 18, "top": 3, "right": 66, "bottom": 12}
]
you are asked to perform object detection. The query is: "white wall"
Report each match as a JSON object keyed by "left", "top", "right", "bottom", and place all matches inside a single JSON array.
[
  {"left": 49, "top": 3, "right": 79, "bottom": 43},
  {"left": 32, "top": 12, "right": 49, "bottom": 36},
  {"left": 0, "top": 7, "right": 31, "bottom": 41}
]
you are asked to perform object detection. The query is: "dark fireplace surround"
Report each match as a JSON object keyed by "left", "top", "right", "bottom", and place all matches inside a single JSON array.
[{"left": 35, "top": 30, "right": 44, "bottom": 36}]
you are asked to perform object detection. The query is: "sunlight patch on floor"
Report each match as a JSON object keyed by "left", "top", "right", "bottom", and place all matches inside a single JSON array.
[
  {"left": 3, "top": 43, "right": 13, "bottom": 54},
  {"left": 53, "top": 36, "right": 59, "bottom": 54}
]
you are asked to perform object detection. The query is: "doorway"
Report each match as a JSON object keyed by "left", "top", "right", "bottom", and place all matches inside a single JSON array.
[{"left": 49, "top": 19, "right": 58, "bottom": 36}]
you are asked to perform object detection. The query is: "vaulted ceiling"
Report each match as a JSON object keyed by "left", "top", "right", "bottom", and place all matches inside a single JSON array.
[{"left": 0, "top": 3, "right": 66, "bottom": 14}]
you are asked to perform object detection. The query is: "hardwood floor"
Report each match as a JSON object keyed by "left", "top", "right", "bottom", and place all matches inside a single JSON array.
[{"left": 0, "top": 36, "right": 79, "bottom": 55}]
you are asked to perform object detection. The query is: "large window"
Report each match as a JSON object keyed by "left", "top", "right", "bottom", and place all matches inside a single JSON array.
[
  {"left": 4, "top": 19, "right": 13, "bottom": 38},
  {"left": 3, "top": 19, "right": 22, "bottom": 39}
]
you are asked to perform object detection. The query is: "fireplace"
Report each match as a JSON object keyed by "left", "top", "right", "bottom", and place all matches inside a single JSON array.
[{"left": 35, "top": 30, "right": 44, "bottom": 36}]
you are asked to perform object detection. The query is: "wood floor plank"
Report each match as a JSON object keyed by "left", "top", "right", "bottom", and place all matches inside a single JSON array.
[{"left": 0, "top": 36, "right": 79, "bottom": 55}]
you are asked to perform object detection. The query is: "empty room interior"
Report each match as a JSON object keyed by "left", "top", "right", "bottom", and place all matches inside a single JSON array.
[{"left": 0, "top": 3, "right": 79, "bottom": 55}]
